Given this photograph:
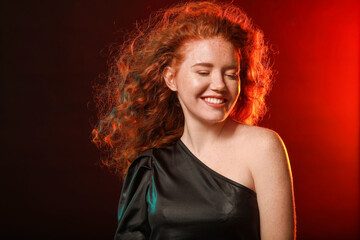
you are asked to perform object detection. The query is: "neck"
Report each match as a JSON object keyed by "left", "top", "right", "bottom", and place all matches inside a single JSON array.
[{"left": 180, "top": 117, "right": 235, "bottom": 156}]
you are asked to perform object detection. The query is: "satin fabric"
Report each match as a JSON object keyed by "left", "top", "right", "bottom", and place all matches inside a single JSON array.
[{"left": 114, "top": 139, "right": 260, "bottom": 240}]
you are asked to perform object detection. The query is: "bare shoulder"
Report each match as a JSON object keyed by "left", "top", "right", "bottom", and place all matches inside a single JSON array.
[
  {"left": 232, "top": 123, "right": 286, "bottom": 151},
  {"left": 238, "top": 124, "right": 282, "bottom": 143},
  {"left": 233, "top": 124, "right": 296, "bottom": 239},
  {"left": 231, "top": 123, "right": 289, "bottom": 171}
]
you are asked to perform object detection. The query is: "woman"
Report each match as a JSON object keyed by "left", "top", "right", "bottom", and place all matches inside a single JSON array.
[{"left": 93, "top": 1, "right": 296, "bottom": 239}]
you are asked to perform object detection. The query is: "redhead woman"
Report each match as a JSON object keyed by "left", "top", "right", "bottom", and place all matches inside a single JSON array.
[{"left": 93, "top": 1, "right": 296, "bottom": 239}]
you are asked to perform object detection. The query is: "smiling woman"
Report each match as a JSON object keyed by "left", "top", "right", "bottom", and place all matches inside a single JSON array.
[
  {"left": 163, "top": 37, "right": 241, "bottom": 123},
  {"left": 92, "top": 1, "right": 295, "bottom": 239}
]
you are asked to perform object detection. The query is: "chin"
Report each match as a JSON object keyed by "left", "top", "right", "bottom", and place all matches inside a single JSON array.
[
  {"left": 184, "top": 107, "right": 231, "bottom": 124},
  {"left": 201, "top": 114, "right": 229, "bottom": 123},
  {"left": 203, "top": 110, "right": 231, "bottom": 122}
]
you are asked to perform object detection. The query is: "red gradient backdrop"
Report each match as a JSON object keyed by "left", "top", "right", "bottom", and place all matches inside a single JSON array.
[
  {"left": 0, "top": 0, "right": 358, "bottom": 239},
  {"left": 249, "top": 0, "right": 359, "bottom": 238}
]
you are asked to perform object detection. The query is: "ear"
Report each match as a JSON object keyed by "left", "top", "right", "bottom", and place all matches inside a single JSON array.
[{"left": 163, "top": 66, "right": 177, "bottom": 91}]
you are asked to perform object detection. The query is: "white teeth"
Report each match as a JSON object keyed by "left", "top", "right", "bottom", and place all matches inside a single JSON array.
[{"left": 204, "top": 97, "right": 225, "bottom": 104}]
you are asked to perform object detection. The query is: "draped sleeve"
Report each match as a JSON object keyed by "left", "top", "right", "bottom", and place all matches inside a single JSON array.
[{"left": 114, "top": 153, "right": 153, "bottom": 240}]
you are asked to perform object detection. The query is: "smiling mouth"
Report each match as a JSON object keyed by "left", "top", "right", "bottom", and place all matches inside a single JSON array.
[{"left": 202, "top": 97, "right": 227, "bottom": 104}]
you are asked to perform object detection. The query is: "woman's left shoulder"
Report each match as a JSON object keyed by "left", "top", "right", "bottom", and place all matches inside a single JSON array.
[
  {"left": 232, "top": 123, "right": 289, "bottom": 167},
  {"left": 234, "top": 123, "right": 285, "bottom": 147}
]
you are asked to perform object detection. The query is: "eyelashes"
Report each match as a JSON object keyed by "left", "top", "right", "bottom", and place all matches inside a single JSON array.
[
  {"left": 197, "top": 71, "right": 210, "bottom": 76},
  {"left": 196, "top": 71, "right": 239, "bottom": 80}
]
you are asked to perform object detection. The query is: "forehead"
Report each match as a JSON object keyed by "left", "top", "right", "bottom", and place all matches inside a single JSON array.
[{"left": 178, "top": 37, "right": 240, "bottom": 66}]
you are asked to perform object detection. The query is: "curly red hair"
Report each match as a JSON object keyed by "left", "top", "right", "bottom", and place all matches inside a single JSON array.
[{"left": 92, "top": 1, "right": 273, "bottom": 178}]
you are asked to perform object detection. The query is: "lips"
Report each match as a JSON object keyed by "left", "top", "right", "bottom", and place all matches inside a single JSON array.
[
  {"left": 203, "top": 97, "right": 225, "bottom": 104},
  {"left": 201, "top": 96, "right": 227, "bottom": 107},
  {"left": 201, "top": 95, "right": 227, "bottom": 102}
]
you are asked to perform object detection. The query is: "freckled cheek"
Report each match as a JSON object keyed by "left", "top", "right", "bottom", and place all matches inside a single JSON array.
[
  {"left": 181, "top": 76, "right": 206, "bottom": 91},
  {"left": 227, "top": 81, "right": 240, "bottom": 95}
]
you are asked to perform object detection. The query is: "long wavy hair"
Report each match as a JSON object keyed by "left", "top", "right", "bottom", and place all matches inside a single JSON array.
[{"left": 92, "top": 0, "right": 273, "bottom": 178}]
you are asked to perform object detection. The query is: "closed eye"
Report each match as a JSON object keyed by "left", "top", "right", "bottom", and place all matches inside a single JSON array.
[
  {"left": 197, "top": 71, "right": 210, "bottom": 76},
  {"left": 226, "top": 73, "right": 239, "bottom": 80}
]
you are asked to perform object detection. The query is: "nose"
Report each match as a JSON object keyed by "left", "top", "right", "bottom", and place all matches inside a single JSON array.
[{"left": 210, "top": 73, "right": 226, "bottom": 91}]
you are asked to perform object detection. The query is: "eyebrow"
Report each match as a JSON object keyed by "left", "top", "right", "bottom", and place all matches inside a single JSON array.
[
  {"left": 191, "top": 62, "right": 238, "bottom": 70},
  {"left": 191, "top": 63, "right": 213, "bottom": 68}
]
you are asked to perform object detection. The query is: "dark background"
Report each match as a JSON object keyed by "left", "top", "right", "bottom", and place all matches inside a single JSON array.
[{"left": 1, "top": 0, "right": 359, "bottom": 239}]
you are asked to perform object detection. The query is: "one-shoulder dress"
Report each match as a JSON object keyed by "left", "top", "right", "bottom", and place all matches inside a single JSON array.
[{"left": 114, "top": 139, "right": 260, "bottom": 240}]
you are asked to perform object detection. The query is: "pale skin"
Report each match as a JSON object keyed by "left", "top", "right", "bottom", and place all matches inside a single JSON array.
[{"left": 164, "top": 37, "right": 296, "bottom": 239}]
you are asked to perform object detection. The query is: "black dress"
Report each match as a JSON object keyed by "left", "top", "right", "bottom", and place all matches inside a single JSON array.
[{"left": 114, "top": 139, "right": 260, "bottom": 240}]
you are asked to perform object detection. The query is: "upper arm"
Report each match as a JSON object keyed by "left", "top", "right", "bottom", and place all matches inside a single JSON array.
[
  {"left": 250, "top": 129, "right": 296, "bottom": 240},
  {"left": 114, "top": 156, "right": 152, "bottom": 240}
]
